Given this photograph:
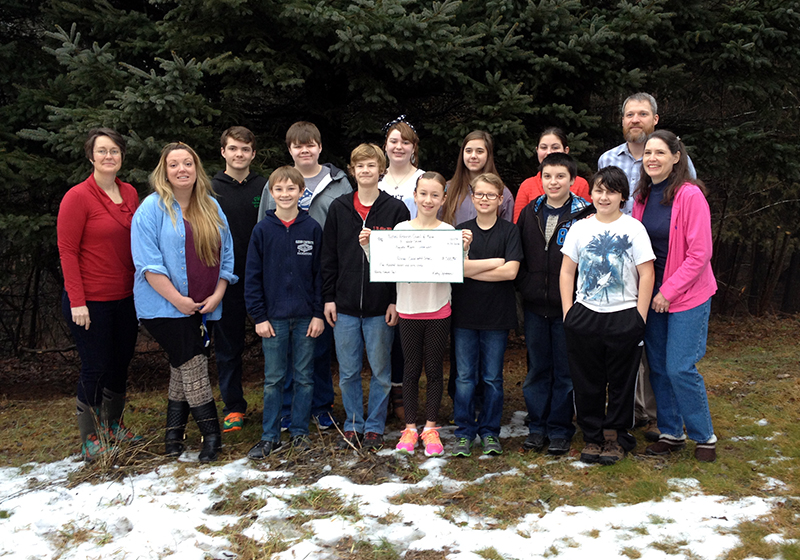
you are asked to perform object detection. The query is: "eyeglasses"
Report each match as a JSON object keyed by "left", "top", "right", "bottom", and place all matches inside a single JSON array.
[
  {"left": 95, "top": 149, "right": 121, "bottom": 157},
  {"left": 471, "top": 191, "right": 499, "bottom": 200}
]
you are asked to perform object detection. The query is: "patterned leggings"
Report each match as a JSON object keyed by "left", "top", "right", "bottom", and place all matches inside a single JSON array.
[
  {"left": 399, "top": 316, "right": 450, "bottom": 424},
  {"left": 168, "top": 354, "right": 214, "bottom": 407}
]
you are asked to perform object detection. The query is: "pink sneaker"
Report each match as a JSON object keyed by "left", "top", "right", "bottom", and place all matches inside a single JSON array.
[
  {"left": 395, "top": 428, "right": 418, "bottom": 454},
  {"left": 421, "top": 427, "right": 444, "bottom": 457}
]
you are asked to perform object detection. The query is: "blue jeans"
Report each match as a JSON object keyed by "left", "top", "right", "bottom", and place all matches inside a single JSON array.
[
  {"left": 453, "top": 328, "right": 507, "bottom": 440},
  {"left": 62, "top": 292, "right": 138, "bottom": 407},
  {"left": 523, "top": 311, "right": 575, "bottom": 440},
  {"left": 645, "top": 299, "right": 714, "bottom": 443},
  {"left": 334, "top": 313, "right": 394, "bottom": 434},
  {"left": 280, "top": 323, "right": 335, "bottom": 417},
  {"left": 260, "top": 317, "right": 315, "bottom": 442}
]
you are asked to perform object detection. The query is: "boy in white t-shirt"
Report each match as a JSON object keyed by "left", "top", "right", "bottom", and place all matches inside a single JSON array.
[{"left": 560, "top": 166, "right": 655, "bottom": 465}]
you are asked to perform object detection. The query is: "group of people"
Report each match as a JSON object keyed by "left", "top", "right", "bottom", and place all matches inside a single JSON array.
[{"left": 56, "top": 92, "right": 717, "bottom": 465}]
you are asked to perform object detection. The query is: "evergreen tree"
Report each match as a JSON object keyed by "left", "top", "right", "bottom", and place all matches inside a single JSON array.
[{"left": 2, "top": 0, "right": 800, "bottom": 352}]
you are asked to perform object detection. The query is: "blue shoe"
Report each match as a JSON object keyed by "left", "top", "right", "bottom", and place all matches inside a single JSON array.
[
  {"left": 313, "top": 412, "right": 336, "bottom": 430},
  {"left": 280, "top": 415, "right": 291, "bottom": 432}
]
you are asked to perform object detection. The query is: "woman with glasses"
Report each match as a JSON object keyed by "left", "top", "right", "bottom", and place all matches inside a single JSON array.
[
  {"left": 57, "top": 128, "right": 141, "bottom": 460},
  {"left": 132, "top": 142, "right": 235, "bottom": 462},
  {"left": 440, "top": 131, "right": 514, "bottom": 226}
]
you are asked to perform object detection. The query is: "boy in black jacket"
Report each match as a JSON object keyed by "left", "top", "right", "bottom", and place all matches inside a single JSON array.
[
  {"left": 245, "top": 167, "right": 324, "bottom": 459},
  {"left": 322, "top": 144, "right": 410, "bottom": 451},
  {"left": 516, "top": 153, "right": 594, "bottom": 456},
  {"left": 211, "top": 126, "right": 267, "bottom": 433}
]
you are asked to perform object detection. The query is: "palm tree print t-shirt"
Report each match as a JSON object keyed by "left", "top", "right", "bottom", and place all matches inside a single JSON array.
[{"left": 561, "top": 214, "right": 655, "bottom": 313}]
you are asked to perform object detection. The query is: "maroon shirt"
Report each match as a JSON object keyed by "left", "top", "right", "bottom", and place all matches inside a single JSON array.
[{"left": 184, "top": 219, "right": 220, "bottom": 303}]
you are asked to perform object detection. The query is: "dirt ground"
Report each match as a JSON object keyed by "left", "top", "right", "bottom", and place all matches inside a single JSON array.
[{"left": 0, "top": 329, "right": 530, "bottom": 419}]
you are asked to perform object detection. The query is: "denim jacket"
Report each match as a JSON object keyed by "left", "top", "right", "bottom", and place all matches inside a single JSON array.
[{"left": 131, "top": 193, "right": 237, "bottom": 320}]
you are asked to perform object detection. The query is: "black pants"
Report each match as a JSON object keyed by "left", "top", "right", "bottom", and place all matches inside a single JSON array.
[
  {"left": 563, "top": 304, "right": 644, "bottom": 445},
  {"left": 141, "top": 314, "right": 210, "bottom": 368},
  {"left": 212, "top": 281, "right": 247, "bottom": 415},
  {"left": 399, "top": 316, "right": 450, "bottom": 424},
  {"left": 62, "top": 292, "right": 138, "bottom": 407}
]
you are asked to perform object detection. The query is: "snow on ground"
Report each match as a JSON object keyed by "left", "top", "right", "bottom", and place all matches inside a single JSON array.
[{"left": 0, "top": 416, "right": 792, "bottom": 560}]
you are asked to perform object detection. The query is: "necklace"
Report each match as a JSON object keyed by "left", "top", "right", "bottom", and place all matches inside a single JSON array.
[{"left": 386, "top": 168, "right": 414, "bottom": 191}]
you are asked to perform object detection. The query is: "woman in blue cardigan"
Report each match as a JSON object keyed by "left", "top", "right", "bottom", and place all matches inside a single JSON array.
[{"left": 132, "top": 142, "right": 235, "bottom": 462}]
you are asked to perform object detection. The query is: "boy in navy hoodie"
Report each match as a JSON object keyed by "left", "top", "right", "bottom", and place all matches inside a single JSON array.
[
  {"left": 245, "top": 166, "right": 324, "bottom": 459},
  {"left": 258, "top": 122, "right": 353, "bottom": 431},
  {"left": 322, "top": 144, "right": 410, "bottom": 451}
]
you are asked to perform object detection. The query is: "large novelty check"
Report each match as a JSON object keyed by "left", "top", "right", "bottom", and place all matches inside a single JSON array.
[{"left": 369, "top": 230, "right": 464, "bottom": 283}]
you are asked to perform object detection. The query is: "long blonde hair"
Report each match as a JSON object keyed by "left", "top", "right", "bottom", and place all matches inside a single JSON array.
[{"left": 150, "top": 142, "right": 224, "bottom": 266}]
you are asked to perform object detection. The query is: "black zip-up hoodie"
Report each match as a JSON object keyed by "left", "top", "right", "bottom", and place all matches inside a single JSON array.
[
  {"left": 212, "top": 171, "right": 267, "bottom": 279},
  {"left": 322, "top": 190, "right": 410, "bottom": 317},
  {"left": 516, "top": 193, "right": 595, "bottom": 317}
]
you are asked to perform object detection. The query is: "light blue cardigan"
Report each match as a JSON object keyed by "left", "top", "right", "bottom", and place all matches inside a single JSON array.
[{"left": 131, "top": 193, "right": 236, "bottom": 320}]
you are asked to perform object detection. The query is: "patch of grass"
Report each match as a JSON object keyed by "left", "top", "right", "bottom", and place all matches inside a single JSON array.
[
  {"left": 475, "top": 547, "right": 507, "bottom": 560},
  {"left": 559, "top": 537, "right": 579, "bottom": 548},
  {"left": 376, "top": 511, "right": 402, "bottom": 525},
  {"left": 388, "top": 484, "right": 448, "bottom": 506},
  {"left": 404, "top": 550, "right": 450, "bottom": 560},
  {"left": 0, "top": 510, "right": 11, "bottom": 519},
  {"left": 339, "top": 497, "right": 363, "bottom": 520},
  {"left": 387, "top": 456, "right": 429, "bottom": 483},
  {"left": 198, "top": 523, "right": 290, "bottom": 560},
  {"left": 209, "top": 479, "right": 269, "bottom": 516},
  {"left": 778, "top": 542, "right": 800, "bottom": 560},
  {"left": 435, "top": 504, "right": 463, "bottom": 524},
  {"left": 721, "top": 518, "right": 783, "bottom": 560},
  {"left": 584, "top": 529, "right": 600, "bottom": 538},
  {"left": 335, "top": 537, "right": 399, "bottom": 560},
  {"left": 391, "top": 474, "right": 553, "bottom": 529},
  {"left": 542, "top": 545, "right": 559, "bottom": 557},
  {"left": 289, "top": 487, "right": 345, "bottom": 512},
  {"left": 620, "top": 547, "right": 642, "bottom": 559},
  {"left": 47, "top": 520, "right": 112, "bottom": 559},
  {"left": 649, "top": 537, "right": 689, "bottom": 555},
  {"left": 288, "top": 487, "right": 362, "bottom": 521}
]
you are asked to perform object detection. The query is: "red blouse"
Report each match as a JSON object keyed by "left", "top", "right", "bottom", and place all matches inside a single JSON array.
[{"left": 57, "top": 175, "right": 139, "bottom": 306}]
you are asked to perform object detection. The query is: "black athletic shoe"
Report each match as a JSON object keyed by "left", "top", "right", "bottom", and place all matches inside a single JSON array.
[
  {"left": 363, "top": 432, "right": 384, "bottom": 451},
  {"left": 546, "top": 438, "right": 571, "bottom": 456},
  {"left": 337, "top": 431, "right": 362, "bottom": 450},
  {"left": 247, "top": 440, "right": 281, "bottom": 460},
  {"left": 523, "top": 432, "right": 547, "bottom": 452},
  {"left": 291, "top": 434, "right": 312, "bottom": 451}
]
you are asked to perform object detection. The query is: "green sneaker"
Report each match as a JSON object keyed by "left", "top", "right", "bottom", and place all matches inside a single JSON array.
[
  {"left": 223, "top": 412, "right": 245, "bottom": 433},
  {"left": 481, "top": 435, "right": 503, "bottom": 455},
  {"left": 451, "top": 437, "right": 472, "bottom": 457}
]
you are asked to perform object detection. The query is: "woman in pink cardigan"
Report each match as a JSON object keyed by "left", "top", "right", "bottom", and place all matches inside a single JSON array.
[{"left": 632, "top": 130, "right": 717, "bottom": 462}]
